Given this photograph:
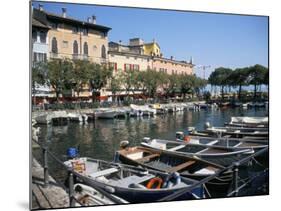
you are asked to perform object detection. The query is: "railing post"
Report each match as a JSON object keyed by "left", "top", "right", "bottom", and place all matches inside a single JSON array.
[
  {"left": 68, "top": 171, "right": 75, "bottom": 207},
  {"left": 43, "top": 146, "right": 49, "bottom": 187},
  {"left": 233, "top": 162, "right": 239, "bottom": 196}
]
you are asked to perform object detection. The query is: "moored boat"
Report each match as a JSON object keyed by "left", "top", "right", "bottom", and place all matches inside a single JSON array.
[
  {"left": 225, "top": 116, "right": 268, "bottom": 128},
  {"left": 64, "top": 157, "right": 204, "bottom": 203},
  {"left": 140, "top": 138, "right": 257, "bottom": 167},
  {"left": 116, "top": 146, "right": 233, "bottom": 194}
]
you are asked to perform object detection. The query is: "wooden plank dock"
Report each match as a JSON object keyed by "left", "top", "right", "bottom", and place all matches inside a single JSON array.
[{"left": 32, "top": 158, "right": 69, "bottom": 210}]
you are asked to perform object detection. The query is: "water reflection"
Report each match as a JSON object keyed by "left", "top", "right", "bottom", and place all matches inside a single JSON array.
[{"left": 34, "top": 107, "right": 267, "bottom": 178}]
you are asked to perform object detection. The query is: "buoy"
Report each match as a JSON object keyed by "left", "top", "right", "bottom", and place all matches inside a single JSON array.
[{"left": 184, "top": 135, "right": 191, "bottom": 142}]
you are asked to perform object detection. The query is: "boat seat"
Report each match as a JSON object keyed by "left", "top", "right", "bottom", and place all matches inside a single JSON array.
[
  {"left": 167, "top": 161, "right": 196, "bottom": 173},
  {"left": 168, "top": 145, "right": 186, "bottom": 151},
  {"left": 110, "top": 174, "right": 155, "bottom": 188},
  {"left": 89, "top": 167, "right": 118, "bottom": 178},
  {"left": 206, "top": 140, "right": 218, "bottom": 146},
  {"left": 135, "top": 154, "right": 160, "bottom": 163}
]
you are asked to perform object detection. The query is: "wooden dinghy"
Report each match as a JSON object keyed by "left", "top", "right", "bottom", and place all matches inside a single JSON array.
[
  {"left": 64, "top": 157, "right": 204, "bottom": 203},
  {"left": 116, "top": 146, "right": 233, "bottom": 194},
  {"left": 140, "top": 138, "right": 258, "bottom": 167}
]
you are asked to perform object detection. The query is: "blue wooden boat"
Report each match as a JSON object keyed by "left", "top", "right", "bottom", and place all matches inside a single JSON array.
[{"left": 64, "top": 157, "right": 204, "bottom": 203}]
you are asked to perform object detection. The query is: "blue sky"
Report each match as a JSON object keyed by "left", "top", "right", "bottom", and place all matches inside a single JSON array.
[{"left": 32, "top": 1, "right": 268, "bottom": 78}]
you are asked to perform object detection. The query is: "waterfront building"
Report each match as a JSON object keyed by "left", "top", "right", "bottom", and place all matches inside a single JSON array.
[
  {"left": 32, "top": 15, "right": 51, "bottom": 99},
  {"left": 32, "top": 5, "right": 111, "bottom": 98},
  {"left": 33, "top": 6, "right": 111, "bottom": 64},
  {"left": 108, "top": 41, "right": 153, "bottom": 73},
  {"left": 152, "top": 56, "right": 194, "bottom": 75},
  {"left": 108, "top": 38, "right": 194, "bottom": 75}
]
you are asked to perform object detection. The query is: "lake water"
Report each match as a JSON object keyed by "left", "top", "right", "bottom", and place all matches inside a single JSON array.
[{"left": 33, "top": 106, "right": 268, "bottom": 196}]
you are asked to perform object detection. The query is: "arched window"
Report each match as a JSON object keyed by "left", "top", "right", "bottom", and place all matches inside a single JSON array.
[
  {"left": 83, "top": 42, "right": 88, "bottom": 55},
  {"left": 73, "top": 40, "right": 78, "bottom": 54},
  {"left": 101, "top": 45, "right": 106, "bottom": 59},
  {"left": 51, "top": 37, "right": 58, "bottom": 53}
]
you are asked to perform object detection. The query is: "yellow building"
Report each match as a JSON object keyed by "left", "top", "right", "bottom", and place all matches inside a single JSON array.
[
  {"left": 143, "top": 41, "right": 161, "bottom": 57},
  {"left": 33, "top": 6, "right": 111, "bottom": 98}
]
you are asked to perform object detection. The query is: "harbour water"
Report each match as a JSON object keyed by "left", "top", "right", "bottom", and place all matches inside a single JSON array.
[{"left": 33, "top": 107, "right": 268, "bottom": 196}]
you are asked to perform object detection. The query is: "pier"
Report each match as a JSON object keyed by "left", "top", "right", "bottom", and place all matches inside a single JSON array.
[{"left": 32, "top": 158, "right": 69, "bottom": 209}]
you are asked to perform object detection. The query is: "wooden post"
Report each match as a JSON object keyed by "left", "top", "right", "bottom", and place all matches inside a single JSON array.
[
  {"left": 68, "top": 172, "right": 75, "bottom": 207},
  {"left": 233, "top": 162, "right": 239, "bottom": 196},
  {"left": 43, "top": 146, "right": 49, "bottom": 187}
]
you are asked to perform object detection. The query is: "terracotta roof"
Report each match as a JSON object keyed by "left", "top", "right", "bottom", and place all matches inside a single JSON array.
[{"left": 33, "top": 8, "right": 111, "bottom": 33}]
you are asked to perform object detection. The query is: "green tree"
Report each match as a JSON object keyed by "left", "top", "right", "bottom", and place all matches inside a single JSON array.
[
  {"left": 228, "top": 68, "right": 250, "bottom": 100},
  {"left": 208, "top": 67, "right": 232, "bottom": 100},
  {"left": 88, "top": 63, "right": 113, "bottom": 102},
  {"left": 32, "top": 61, "right": 47, "bottom": 104},
  {"left": 120, "top": 70, "right": 140, "bottom": 100},
  {"left": 179, "top": 74, "right": 193, "bottom": 99},
  {"left": 109, "top": 71, "right": 123, "bottom": 103},
  {"left": 47, "top": 58, "right": 73, "bottom": 101},
  {"left": 248, "top": 64, "right": 268, "bottom": 100},
  {"left": 71, "top": 59, "right": 91, "bottom": 98}
]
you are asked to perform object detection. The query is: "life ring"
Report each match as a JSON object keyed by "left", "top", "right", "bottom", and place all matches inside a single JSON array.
[
  {"left": 146, "top": 177, "right": 163, "bottom": 189},
  {"left": 184, "top": 135, "right": 191, "bottom": 142}
]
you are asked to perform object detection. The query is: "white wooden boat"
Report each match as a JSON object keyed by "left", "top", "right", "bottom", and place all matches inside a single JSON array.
[
  {"left": 35, "top": 111, "right": 68, "bottom": 125},
  {"left": 95, "top": 109, "right": 117, "bottom": 119}
]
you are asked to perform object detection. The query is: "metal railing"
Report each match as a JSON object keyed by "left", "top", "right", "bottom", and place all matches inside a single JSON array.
[{"left": 32, "top": 139, "right": 126, "bottom": 207}]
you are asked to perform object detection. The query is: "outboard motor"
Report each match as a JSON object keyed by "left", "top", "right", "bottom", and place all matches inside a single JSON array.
[
  {"left": 176, "top": 131, "right": 184, "bottom": 141},
  {"left": 187, "top": 127, "right": 196, "bottom": 134},
  {"left": 142, "top": 137, "right": 151, "bottom": 144},
  {"left": 204, "top": 122, "right": 211, "bottom": 130},
  {"left": 162, "top": 172, "right": 181, "bottom": 188},
  {"left": 67, "top": 147, "right": 79, "bottom": 159},
  {"left": 120, "top": 140, "right": 130, "bottom": 149}
]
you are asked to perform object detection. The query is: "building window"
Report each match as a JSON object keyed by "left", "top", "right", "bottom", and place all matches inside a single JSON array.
[
  {"left": 39, "top": 31, "right": 46, "bottom": 43},
  {"left": 32, "top": 31, "right": 37, "bottom": 43},
  {"left": 124, "top": 64, "right": 131, "bottom": 71},
  {"left": 72, "top": 26, "right": 79, "bottom": 34},
  {"left": 133, "top": 64, "right": 139, "bottom": 71},
  {"left": 33, "top": 53, "right": 47, "bottom": 62},
  {"left": 62, "top": 41, "right": 68, "bottom": 48},
  {"left": 101, "top": 45, "right": 106, "bottom": 59},
  {"left": 109, "top": 62, "right": 117, "bottom": 71},
  {"left": 83, "top": 42, "right": 88, "bottom": 55},
  {"left": 82, "top": 28, "right": 88, "bottom": 36},
  {"left": 51, "top": 37, "right": 58, "bottom": 53},
  {"left": 73, "top": 40, "right": 78, "bottom": 55}
]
